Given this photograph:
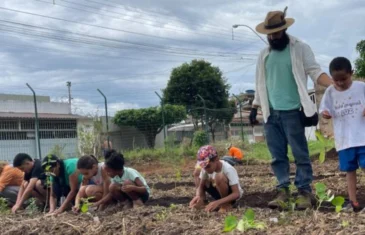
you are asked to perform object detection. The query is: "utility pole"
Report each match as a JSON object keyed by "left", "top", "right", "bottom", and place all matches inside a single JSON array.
[{"left": 67, "top": 81, "right": 72, "bottom": 114}]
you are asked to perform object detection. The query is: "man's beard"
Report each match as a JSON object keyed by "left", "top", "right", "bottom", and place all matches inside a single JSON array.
[{"left": 268, "top": 33, "right": 290, "bottom": 51}]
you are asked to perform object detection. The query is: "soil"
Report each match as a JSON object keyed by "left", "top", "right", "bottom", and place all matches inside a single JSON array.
[{"left": 2, "top": 153, "right": 365, "bottom": 235}]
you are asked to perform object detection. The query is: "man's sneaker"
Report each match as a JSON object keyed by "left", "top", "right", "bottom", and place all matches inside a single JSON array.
[
  {"left": 343, "top": 201, "right": 362, "bottom": 213},
  {"left": 296, "top": 190, "right": 313, "bottom": 210},
  {"left": 268, "top": 188, "right": 290, "bottom": 209}
]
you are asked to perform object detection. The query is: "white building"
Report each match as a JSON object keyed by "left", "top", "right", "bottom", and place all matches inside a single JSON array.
[{"left": 0, "top": 94, "right": 85, "bottom": 162}]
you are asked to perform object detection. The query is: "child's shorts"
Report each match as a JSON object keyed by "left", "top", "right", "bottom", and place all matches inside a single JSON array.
[{"left": 338, "top": 146, "right": 365, "bottom": 172}]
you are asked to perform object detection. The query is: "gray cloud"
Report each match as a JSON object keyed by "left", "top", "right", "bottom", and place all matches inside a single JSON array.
[{"left": 0, "top": 0, "right": 364, "bottom": 115}]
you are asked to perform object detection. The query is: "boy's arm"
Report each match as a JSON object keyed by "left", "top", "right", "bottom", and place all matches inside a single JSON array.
[
  {"left": 18, "top": 178, "right": 38, "bottom": 205},
  {"left": 318, "top": 87, "right": 333, "bottom": 116},
  {"left": 49, "top": 183, "right": 56, "bottom": 213},
  {"left": 15, "top": 180, "right": 25, "bottom": 205},
  {"left": 215, "top": 184, "right": 240, "bottom": 206},
  {"left": 129, "top": 178, "right": 147, "bottom": 194}
]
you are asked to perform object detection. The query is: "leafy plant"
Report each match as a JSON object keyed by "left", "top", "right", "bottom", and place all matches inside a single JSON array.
[
  {"left": 223, "top": 215, "right": 238, "bottom": 232},
  {"left": 0, "top": 197, "right": 9, "bottom": 213},
  {"left": 315, "top": 130, "right": 328, "bottom": 164},
  {"left": 193, "top": 130, "right": 208, "bottom": 147},
  {"left": 80, "top": 196, "right": 95, "bottom": 213},
  {"left": 114, "top": 105, "right": 186, "bottom": 148},
  {"left": 223, "top": 209, "right": 266, "bottom": 233},
  {"left": 25, "top": 198, "right": 39, "bottom": 215},
  {"left": 314, "top": 182, "right": 345, "bottom": 212}
]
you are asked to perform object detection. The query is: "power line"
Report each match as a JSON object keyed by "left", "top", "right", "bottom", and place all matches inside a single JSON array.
[
  {"left": 0, "top": 24, "right": 249, "bottom": 60},
  {"left": 55, "top": 0, "right": 259, "bottom": 42},
  {"left": 84, "top": 0, "right": 259, "bottom": 41},
  {"left": 0, "top": 11, "right": 257, "bottom": 58}
]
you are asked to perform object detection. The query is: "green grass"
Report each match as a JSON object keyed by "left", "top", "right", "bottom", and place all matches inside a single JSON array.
[
  {"left": 122, "top": 139, "right": 335, "bottom": 165},
  {"left": 244, "top": 139, "right": 335, "bottom": 163},
  {"left": 123, "top": 145, "right": 198, "bottom": 164}
]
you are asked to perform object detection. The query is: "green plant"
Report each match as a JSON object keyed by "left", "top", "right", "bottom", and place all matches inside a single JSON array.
[
  {"left": 193, "top": 130, "right": 208, "bottom": 147},
  {"left": 25, "top": 198, "right": 39, "bottom": 215},
  {"left": 314, "top": 182, "right": 345, "bottom": 212},
  {"left": 0, "top": 197, "right": 9, "bottom": 213},
  {"left": 314, "top": 130, "right": 329, "bottom": 163},
  {"left": 341, "top": 220, "right": 350, "bottom": 228},
  {"left": 80, "top": 196, "right": 95, "bottom": 213},
  {"left": 223, "top": 209, "right": 266, "bottom": 233},
  {"left": 48, "top": 144, "right": 66, "bottom": 159}
]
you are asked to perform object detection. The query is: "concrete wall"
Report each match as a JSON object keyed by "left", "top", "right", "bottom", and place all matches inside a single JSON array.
[
  {"left": 0, "top": 138, "right": 78, "bottom": 162},
  {"left": 0, "top": 94, "right": 50, "bottom": 102},
  {"left": 0, "top": 100, "right": 70, "bottom": 114}
]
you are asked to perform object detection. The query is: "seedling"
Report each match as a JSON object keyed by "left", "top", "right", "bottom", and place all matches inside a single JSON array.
[
  {"left": 315, "top": 130, "right": 328, "bottom": 164},
  {"left": 314, "top": 182, "right": 344, "bottom": 212},
  {"left": 175, "top": 168, "right": 182, "bottom": 188},
  {"left": 42, "top": 154, "right": 58, "bottom": 212},
  {"left": 80, "top": 196, "right": 95, "bottom": 213},
  {"left": 25, "top": 198, "right": 39, "bottom": 215},
  {"left": 223, "top": 209, "right": 266, "bottom": 233},
  {"left": 0, "top": 197, "right": 9, "bottom": 213}
]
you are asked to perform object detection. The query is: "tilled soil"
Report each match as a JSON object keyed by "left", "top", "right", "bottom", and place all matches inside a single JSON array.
[{"left": 2, "top": 157, "right": 365, "bottom": 235}]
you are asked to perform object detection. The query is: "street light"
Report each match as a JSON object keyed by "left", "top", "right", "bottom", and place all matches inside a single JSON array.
[{"left": 232, "top": 24, "right": 268, "bottom": 45}]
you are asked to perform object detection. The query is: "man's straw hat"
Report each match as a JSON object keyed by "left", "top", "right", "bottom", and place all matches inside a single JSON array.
[{"left": 256, "top": 6, "right": 294, "bottom": 34}]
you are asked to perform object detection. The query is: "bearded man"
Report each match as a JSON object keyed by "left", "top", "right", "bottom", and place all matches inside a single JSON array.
[{"left": 249, "top": 7, "right": 332, "bottom": 209}]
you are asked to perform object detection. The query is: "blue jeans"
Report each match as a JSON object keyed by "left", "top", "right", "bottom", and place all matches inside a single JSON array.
[{"left": 264, "top": 109, "right": 313, "bottom": 192}]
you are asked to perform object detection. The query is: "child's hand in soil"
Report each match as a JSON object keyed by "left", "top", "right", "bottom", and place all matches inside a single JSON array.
[
  {"left": 72, "top": 205, "right": 80, "bottom": 213},
  {"left": 322, "top": 110, "right": 332, "bottom": 119},
  {"left": 205, "top": 201, "right": 220, "bottom": 212},
  {"left": 189, "top": 196, "right": 201, "bottom": 208}
]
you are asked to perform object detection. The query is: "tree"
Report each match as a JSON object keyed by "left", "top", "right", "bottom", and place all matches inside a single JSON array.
[
  {"left": 355, "top": 40, "right": 365, "bottom": 79},
  {"left": 163, "top": 59, "right": 234, "bottom": 142},
  {"left": 113, "top": 104, "right": 186, "bottom": 148}
]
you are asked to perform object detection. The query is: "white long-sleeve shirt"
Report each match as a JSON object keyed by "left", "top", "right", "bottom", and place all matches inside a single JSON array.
[{"left": 253, "top": 35, "right": 325, "bottom": 123}]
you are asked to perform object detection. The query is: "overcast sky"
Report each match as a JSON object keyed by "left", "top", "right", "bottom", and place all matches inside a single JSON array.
[{"left": 0, "top": 0, "right": 364, "bottom": 116}]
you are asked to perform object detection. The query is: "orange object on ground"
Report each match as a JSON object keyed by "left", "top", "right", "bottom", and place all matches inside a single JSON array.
[{"left": 228, "top": 147, "right": 243, "bottom": 160}]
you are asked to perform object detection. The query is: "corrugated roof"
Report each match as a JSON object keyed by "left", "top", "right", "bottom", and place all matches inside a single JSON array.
[{"left": 0, "top": 112, "right": 85, "bottom": 119}]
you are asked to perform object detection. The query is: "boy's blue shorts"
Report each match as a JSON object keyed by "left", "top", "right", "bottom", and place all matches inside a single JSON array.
[{"left": 338, "top": 146, "right": 365, "bottom": 172}]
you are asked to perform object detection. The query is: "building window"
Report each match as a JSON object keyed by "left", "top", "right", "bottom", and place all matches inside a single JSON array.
[{"left": 0, "top": 120, "right": 18, "bottom": 130}]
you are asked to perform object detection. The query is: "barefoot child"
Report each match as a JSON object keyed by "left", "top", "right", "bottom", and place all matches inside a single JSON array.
[
  {"left": 100, "top": 152, "right": 150, "bottom": 208},
  {"left": 12, "top": 153, "right": 47, "bottom": 213},
  {"left": 189, "top": 145, "right": 243, "bottom": 213},
  {"left": 42, "top": 155, "right": 82, "bottom": 215},
  {"left": 73, "top": 155, "right": 110, "bottom": 212},
  {"left": 319, "top": 57, "right": 365, "bottom": 212}
]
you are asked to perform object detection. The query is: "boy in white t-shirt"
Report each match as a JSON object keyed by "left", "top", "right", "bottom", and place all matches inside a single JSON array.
[
  {"left": 189, "top": 145, "right": 243, "bottom": 213},
  {"left": 101, "top": 152, "right": 150, "bottom": 209},
  {"left": 319, "top": 57, "right": 365, "bottom": 212}
]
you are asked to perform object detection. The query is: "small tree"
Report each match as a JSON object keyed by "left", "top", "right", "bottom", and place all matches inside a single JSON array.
[
  {"left": 78, "top": 117, "right": 104, "bottom": 157},
  {"left": 114, "top": 104, "right": 186, "bottom": 148},
  {"left": 355, "top": 40, "right": 365, "bottom": 79}
]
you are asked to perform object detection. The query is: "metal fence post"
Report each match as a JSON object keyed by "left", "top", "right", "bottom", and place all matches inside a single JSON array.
[
  {"left": 97, "top": 89, "right": 110, "bottom": 150},
  {"left": 196, "top": 94, "right": 209, "bottom": 144},
  {"left": 26, "top": 83, "right": 42, "bottom": 160},
  {"left": 155, "top": 91, "right": 166, "bottom": 141}
]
